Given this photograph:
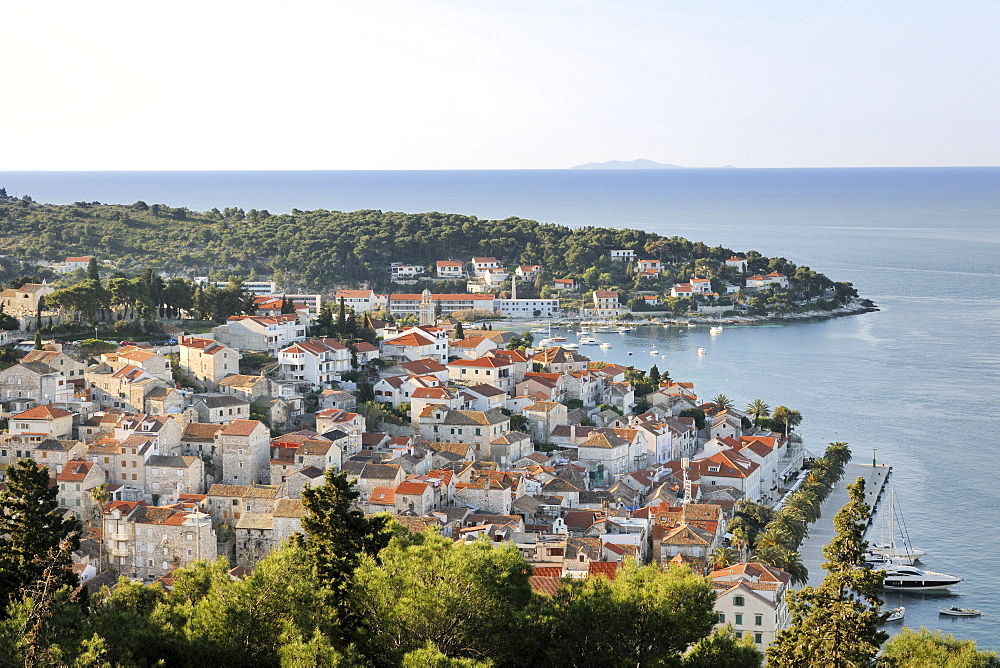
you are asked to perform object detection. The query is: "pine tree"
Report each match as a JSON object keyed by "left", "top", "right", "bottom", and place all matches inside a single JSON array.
[
  {"left": 767, "top": 477, "right": 887, "bottom": 667},
  {"left": 0, "top": 460, "right": 81, "bottom": 613}
]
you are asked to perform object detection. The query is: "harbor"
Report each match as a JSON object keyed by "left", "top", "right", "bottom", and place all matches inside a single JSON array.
[{"left": 798, "top": 461, "right": 892, "bottom": 587}]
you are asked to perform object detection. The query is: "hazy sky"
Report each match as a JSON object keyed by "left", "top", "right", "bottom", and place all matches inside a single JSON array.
[{"left": 3, "top": 1, "right": 998, "bottom": 170}]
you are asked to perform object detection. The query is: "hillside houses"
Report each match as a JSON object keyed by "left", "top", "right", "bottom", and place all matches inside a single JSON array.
[{"left": 0, "top": 262, "right": 807, "bottom": 655}]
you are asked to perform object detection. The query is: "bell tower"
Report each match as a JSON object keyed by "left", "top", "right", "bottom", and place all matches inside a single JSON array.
[{"left": 419, "top": 289, "right": 434, "bottom": 325}]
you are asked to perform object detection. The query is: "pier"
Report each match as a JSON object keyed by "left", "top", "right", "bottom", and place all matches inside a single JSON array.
[{"left": 797, "top": 462, "right": 891, "bottom": 587}]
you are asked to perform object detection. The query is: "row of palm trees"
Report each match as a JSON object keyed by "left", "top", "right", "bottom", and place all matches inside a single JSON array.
[{"left": 713, "top": 442, "right": 852, "bottom": 585}]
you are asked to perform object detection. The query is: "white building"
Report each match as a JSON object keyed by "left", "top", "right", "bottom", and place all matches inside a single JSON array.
[
  {"left": 213, "top": 314, "right": 306, "bottom": 355},
  {"left": 471, "top": 257, "right": 501, "bottom": 276},
  {"left": 333, "top": 289, "right": 385, "bottom": 314},
  {"left": 194, "top": 278, "right": 277, "bottom": 295},
  {"left": 711, "top": 562, "right": 791, "bottom": 651},
  {"left": 495, "top": 299, "right": 560, "bottom": 319},
  {"left": 436, "top": 260, "right": 465, "bottom": 278},
  {"left": 278, "top": 338, "right": 351, "bottom": 387}
]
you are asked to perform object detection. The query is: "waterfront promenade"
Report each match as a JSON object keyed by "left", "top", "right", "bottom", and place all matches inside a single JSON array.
[{"left": 798, "top": 462, "right": 891, "bottom": 587}]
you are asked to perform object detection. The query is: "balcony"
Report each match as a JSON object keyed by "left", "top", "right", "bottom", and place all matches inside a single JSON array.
[{"left": 111, "top": 547, "right": 129, "bottom": 558}]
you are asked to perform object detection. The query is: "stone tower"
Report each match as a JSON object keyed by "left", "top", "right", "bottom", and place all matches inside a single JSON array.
[{"left": 419, "top": 289, "right": 434, "bottom": 325}]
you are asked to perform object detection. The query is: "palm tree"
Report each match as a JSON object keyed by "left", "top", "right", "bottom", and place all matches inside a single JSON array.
[
  {"left": 783, "top": 490, "right": 821, "bottom": 524},
  {"left": 712, "top": 394, "right": 733, "bottom": 412},
  {"left": 712, "top": 546, "right": 738, "bottom": 570},
  {"left": 745, "top": 398, "right": 770, "bottom": 427},
  {"left": 729, "top": 527, "right": 751, "bottom": 562}
]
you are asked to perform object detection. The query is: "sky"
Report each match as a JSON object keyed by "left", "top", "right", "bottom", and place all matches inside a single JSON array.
[{"left": 2, "top": 1, "right": 999, "bottom": 170}]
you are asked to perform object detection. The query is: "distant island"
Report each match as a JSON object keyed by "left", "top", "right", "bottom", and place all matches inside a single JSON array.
[{"left": 570, "top": 158, "right": 685, "bottom": 170}]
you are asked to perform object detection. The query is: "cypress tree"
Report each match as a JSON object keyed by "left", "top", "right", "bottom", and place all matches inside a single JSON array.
[
  {"left": 454, "top": 321, "right": 465, "bottom": 340},
  {"left": 767, "top": 476, "right": 887, "bottom": 667},
  {"left": 87, "top": 258, "right": 99, "bottom": 282},
  {"left": 33, "top": 330, "right": 42, "bottom": 350},
  {"left": 0, "top": 460, "right": 82, "bottom": 613},
  {"left": 292, "top": 469, "right": 392, "bottom": 611},
  {"left": 336, "top": 298, "right": 346, "bottom": 334}
]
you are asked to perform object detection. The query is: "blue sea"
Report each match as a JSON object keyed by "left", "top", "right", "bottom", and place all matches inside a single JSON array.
[{"left": 3, "top": 167, "right": 999, "bottom": 649}]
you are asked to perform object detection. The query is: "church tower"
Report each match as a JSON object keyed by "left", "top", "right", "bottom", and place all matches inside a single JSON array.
[{"left": 419, "top": 289, "right": 434, "bottom": 325}]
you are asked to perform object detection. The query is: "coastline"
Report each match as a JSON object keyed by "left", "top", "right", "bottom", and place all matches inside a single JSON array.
[{"left": 515, "top": 299, "right": 879, "bottom": 330}]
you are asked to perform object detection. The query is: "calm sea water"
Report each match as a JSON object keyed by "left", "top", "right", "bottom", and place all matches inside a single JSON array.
[{"left": 3, "top": 168, "right": 999, "bottom": 648}]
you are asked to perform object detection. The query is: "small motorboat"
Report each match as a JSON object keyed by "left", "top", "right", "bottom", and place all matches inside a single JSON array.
[
  {"left": 550, "top": 336, "right": 567, "bottom": 342},
  {"left": 698, "top": 348, "right": 707, "bottom": 355},
  {"left": 886, "top": 606, "right": 905, "bottom": 622},
  {"left": 618, "top": 327, "right": 633, "bottom": 333},
  {"left": 649, "top": 350, "right": 659, "bottom": 355},
  {"left": 627, "top": 351, "right": 633, "bottom": 355},
  {"left": 710, "top": 326, "right": 723, "bottom": 334},
  {"left": 939, "top": 606, "right": 981, "bottom": 617},
  {"left": 579, "top": 337, "right": 599, "bottom": 345},
  {"left": 599, "top": 342, "right": 612, "bottom": 349}
]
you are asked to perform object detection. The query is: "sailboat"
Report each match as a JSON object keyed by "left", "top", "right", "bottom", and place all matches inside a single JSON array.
[{"left": 867, "top": 487, "right": 926, "bottom": 565}]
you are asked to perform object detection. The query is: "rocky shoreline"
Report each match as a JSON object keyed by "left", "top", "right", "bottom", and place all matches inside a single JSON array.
[{"left": 555, "top": 299, "right": 880, "bottom": 329}]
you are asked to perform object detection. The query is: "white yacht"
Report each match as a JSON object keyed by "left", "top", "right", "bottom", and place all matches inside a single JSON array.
[
  {"left": 885, "top": 606, "right": 905, "bottom": 622},
  {"left": 883, "top": 565, "right": 962, "bottom": 591},
  {"left": 698, "top": 347, "right": 707, "bottom": 355},
  {"left": 710, "top": 326, "right": 724, "bottom": 334},
  {"left": 599, "top": 342, "right": 612, "bottom": 349},
  {"left": 579, "top": 337, "right": 599, "bottom": 345}
]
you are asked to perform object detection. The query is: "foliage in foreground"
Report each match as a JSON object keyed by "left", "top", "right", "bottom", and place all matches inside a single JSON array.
[
  {"left": 767, "top": 476, "right": 886, "bottom": 667},
  {"left": 879, "top": 628, "right": 1000, "bottom": 668}
]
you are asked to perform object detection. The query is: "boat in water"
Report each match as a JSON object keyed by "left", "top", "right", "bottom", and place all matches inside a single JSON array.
[
  {"left": 939, "top": 606, "right": 981, "bottom": 617},
  {"left": 550, "top": 336, "right": 567, "bottom": 342},
  {"left": 868, "top": 487, "right": 926, "bottom": 564},
  {"left": 885, "top": 606, "right": 905, "bottom": 622},
  {"left": 599, "top": 342, "right": 612, "bottom": 349},
  {"left": 883, "top": 565, "right": 962, "bottom": 591},
  {"left": 563, "top": 343, "right": 579, "bottom": 350},
  {"left": 710, "top": 326, "right": 723, "bottom": 334},
  {"left": 579, "top": 337, "right": 599, "bottom": 345},
  {"left": 618, "top": 326, "right": 633, "bottom": 333},
  {"left": 649, "top": 349, "right": 659, "bottom": 355},
  {"left": 698, "top": 347, "right": 707, "bottom": 355}
]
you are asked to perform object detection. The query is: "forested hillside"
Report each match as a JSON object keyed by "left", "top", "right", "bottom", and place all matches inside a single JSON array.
[{"left": 0, "top": 190, "right": 845, "bottom": 300}]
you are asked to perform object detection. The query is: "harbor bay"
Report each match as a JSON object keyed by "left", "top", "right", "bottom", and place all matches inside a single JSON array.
[{"left": 2, "top": 167, "right": 998, "bottom": 649}]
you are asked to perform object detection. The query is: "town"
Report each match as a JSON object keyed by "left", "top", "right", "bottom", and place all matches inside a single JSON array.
[{"left": 1, "top": 251, "right": 833, "bottom": 658}]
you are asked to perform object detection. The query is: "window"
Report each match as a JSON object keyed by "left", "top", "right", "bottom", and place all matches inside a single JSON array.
[
  {"left": 733, "top": 595, "right": 745, "bottom": 607},
  {"left": 755, "top": 614, "right": 763, "bottom": 626},
  {"left": 734, "top": 631, "right": 743, "bottom": 639},
  {"left": 717, "top": 612, "right": 725, "bottom": 624},
  {"left": 754, "top": 633, "right": 762, "bottom": 644},
  {"left": 734, "top": 613, "right": 743, "bottom": 625}
]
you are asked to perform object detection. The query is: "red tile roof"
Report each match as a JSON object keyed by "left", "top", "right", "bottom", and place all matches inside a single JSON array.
[{"left": 12, "top": 404, "right": 73, "bottom": 420}]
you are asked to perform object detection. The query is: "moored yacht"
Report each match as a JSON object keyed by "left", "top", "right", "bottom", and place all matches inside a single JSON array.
[{"left": 883, "top": 565, "right": 962, "bottom": 590}]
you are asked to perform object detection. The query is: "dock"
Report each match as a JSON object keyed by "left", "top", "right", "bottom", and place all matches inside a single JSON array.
[{"left": 797, "top": 462, "right": 891, "bottom": 587}]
